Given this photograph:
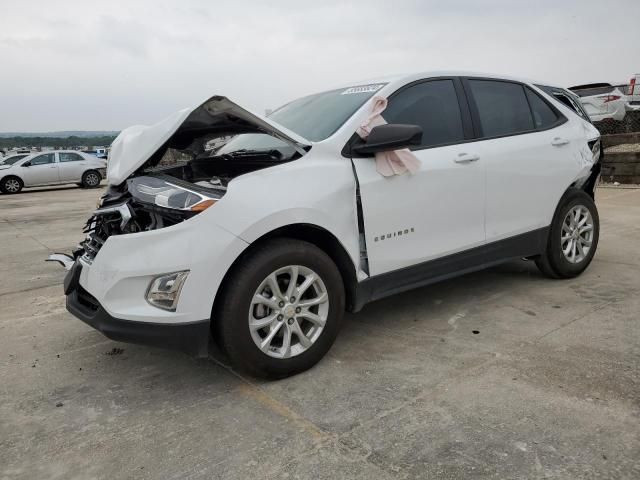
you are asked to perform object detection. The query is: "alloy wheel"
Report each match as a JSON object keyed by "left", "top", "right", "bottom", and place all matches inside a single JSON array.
[
  {"left": 561, "top": 205, "right": 594, "bottom": 264},
  {"left": 249, "top": 265, "right": 329, "bottom": 359}
]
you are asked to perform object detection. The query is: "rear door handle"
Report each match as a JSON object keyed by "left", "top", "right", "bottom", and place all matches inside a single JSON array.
[
  {"left": 551, "top": 137, "right": 570, "bottom": 146},
  {"left": 454, "top": 153, "right": 480, "bottom": 163}
]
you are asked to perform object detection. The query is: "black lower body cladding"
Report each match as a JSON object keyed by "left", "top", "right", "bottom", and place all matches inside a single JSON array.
[{"left": 64, "top": 263, "right": 210, "bottom": 357}]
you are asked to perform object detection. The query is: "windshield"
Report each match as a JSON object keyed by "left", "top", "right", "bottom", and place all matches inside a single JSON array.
[
  {"left": 203, "top": 83, "right": 386, "bottom": 160},
  {"left": 1, "top": 155, "right": 27, "bottom": 165},
  {"left": 269, "top": 83, "right": 386, "bottom": 142}
]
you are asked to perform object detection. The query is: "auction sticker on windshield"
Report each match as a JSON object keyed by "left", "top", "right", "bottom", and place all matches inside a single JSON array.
[{"left": 341, "top": 84, "right": 385, "bottom": 95}]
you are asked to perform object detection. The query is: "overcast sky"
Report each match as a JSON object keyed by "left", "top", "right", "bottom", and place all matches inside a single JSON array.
[{"left": 1, "top": 0, "right": 638, "bottom": 132}]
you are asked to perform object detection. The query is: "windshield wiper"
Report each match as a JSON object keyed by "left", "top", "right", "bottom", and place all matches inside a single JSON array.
[{"left": 222, "top": 149, "right": 284, "bottom": 160}]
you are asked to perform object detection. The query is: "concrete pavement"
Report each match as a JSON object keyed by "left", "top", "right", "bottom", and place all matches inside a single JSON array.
[{"left": 1, "top": 185, "right": 639, "bottom": 479}]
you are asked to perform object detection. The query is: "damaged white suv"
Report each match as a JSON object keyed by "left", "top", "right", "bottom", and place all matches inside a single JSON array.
[{"left": 53, "top": 72, "right": 602, "bottom": 378}]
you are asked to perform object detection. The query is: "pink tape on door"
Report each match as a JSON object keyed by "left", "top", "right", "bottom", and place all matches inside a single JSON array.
[{"left": 356, "top": 96, "right": 420, "bottom": 177}]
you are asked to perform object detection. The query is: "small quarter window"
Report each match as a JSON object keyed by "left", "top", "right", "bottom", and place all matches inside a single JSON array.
[
  {"left": 468, "top": 80, "right": 534, "bottom": 137},
  {"left": 535, "top": 84, "right": 590, "bottom": 122},
  {"left": 525, "top": 88, "right": 559, "bottom": 129},
  {"left": 59, "top": 152, "right": 83, "bottom": 162}
]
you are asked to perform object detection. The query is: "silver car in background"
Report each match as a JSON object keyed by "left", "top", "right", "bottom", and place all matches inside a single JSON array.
[{"left": 0, "top": 150, "right": 106, "bottom": 194}]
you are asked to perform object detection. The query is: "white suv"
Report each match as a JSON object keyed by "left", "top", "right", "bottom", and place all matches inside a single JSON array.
[{"left": 54, "top": 72, "right": 602, "bottom": 378}]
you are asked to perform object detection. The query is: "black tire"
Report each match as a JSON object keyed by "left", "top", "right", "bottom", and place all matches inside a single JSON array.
[
  {"left": 536, "top": 189, "right": 599, "bottom": 279},
  {"left": 216, "top": 238, "right": 345, "bottom": 379},
  {"left": 534, "top": 250, "right": 561, "bottom": 279},
  {"left": 81, "top": 170, "right": 101, "bottom": 188},
  {"left": 0, "top": 176, "right": 23, "bottom": 194}
]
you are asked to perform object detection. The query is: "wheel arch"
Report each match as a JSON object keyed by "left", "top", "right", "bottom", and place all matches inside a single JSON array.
[
  {"left": 211, "top": 223, "right": 360, "bottom": 334},
  {"left": 83, "top": 168, "right": 102, "bottom": 178},
  {"left": 578, "top": 161, "right": 601, "bottom": 199},
  {"left": 570, "top": 142, "right": 602, "bottom": 199},
  {"left": 0, "top": 174, "right": 24, "bottom": 191},
  {"left": 551, "top": 183, "right": 588, "bottom": 219}
]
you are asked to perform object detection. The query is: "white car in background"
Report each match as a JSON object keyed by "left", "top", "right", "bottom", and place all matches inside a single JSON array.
[
  {"left": 52, "top": 71, "right": 602, "bottom": 378},
  {"left": 569, "top": 82, "right": 640, "bottom": 122},
  {"left": 0, "top": 150, "right": 106, "bottom": 194}
]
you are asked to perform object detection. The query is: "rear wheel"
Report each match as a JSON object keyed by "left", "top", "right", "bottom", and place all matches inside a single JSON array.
[
  {"left": 216, "top": 238, "right": 345, "bottom": 378},
  {"left": 0, "top": 176, "right": 23, "bottom": 194},
  {"left": 536, "top": 189, "right": 599, "bottom": 278},
  {"left": 81, "top": 170, "right": 101, "bottom": 188}
]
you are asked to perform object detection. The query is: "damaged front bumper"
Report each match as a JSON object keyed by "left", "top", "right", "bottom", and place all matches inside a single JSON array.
[
  {"left": 46, "top": 253, "right": 75, "bottom": 270},
  {"left": 48, "top": 197, "right": 249, "bottom": 358},
  {"left": 63, "top": 261, "right": 210, "bottom": 357}
]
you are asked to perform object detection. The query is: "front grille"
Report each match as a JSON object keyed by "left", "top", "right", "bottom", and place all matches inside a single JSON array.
[
  {"left": 81, "top": 231, "right": 107, "bottom": 263},
  {"left": 81, "top": 208, "right": 124, "bottom": 262}
]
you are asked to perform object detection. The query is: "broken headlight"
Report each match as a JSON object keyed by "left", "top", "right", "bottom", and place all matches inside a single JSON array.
[{"left": 128, "top": 175, "right": 218, "bottom": 213}]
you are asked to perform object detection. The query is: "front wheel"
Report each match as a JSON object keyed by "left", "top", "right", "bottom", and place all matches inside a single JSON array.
[
  {"left": 216, "top": 238, "right": 345, "bottom": 378},
  {"left": 0, "top": 176, "right": 23, "bottom": 194},
  {"left": 536, "top": 189, "right": 599, "bottom": 278}
]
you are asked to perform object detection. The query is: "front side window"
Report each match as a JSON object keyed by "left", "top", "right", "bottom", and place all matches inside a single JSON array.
[
  {"left": 29, "top": 153, "right": 55, "bottom": 166},
  {"left": 525, "top": 88, "right": 559, "bottom": 129},
  {"left": 383, "top": 79, "right": 465, "bottom": 148},
  {"left": 59, "top": 152, "right": 83, "bottom": 162},
  {"left": 468, "top": 80, "right": 533, "bottom": 137}
]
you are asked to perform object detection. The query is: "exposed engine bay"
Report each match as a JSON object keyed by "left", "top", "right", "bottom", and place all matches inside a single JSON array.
[
  {"left": 80, "top": 131, "right": 304, "bottom": 263},
  {"left": 71, "top": 95, "right": 311, "bottom": 263}
]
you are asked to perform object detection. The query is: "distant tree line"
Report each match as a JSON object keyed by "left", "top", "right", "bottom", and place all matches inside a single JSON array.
[{"left": 0, "top": 135, "right": 117, "bottom": 149}]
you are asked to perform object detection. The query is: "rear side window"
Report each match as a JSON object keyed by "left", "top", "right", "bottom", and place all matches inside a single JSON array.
[
  {"left": 59, "top": 152, "right": 83, "bottom": 162},
  {"left": 468, "top": 80, "right": 533, "bottom": 137},
  {"left": 383, "top": 79, "right": 465, "bottom": 148},
  {"left": 525, "top": 88, "right": 559, "bottom": 129}
]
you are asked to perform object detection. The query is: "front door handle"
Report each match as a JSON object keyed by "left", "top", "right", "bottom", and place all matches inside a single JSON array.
[
  {"left": 454, "top": 153, "right": 480, "bottom": 163},
  {"left": 551, "top": 137, "right": 570, "bottom": 146}
]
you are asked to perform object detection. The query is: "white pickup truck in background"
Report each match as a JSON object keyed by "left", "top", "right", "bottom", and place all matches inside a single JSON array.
[{"left": 628, "top": 73, "right": 640, "bottom": 109}]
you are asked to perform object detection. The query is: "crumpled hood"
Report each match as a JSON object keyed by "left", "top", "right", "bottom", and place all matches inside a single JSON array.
[{"left": 107, "top": 96, "right": 311, "bottom": 185}]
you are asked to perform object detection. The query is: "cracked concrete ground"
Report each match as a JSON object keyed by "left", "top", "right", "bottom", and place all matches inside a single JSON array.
[{"left": 1, "top": 185, "right": 639, "bottom": 479}]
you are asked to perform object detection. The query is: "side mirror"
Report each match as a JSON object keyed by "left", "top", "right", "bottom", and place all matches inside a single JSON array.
[
  {"left": 22, "top": 162, "right": 31, "bottom": 167},
  {"left": 351, "top": 124, "right": 422, "bottom": 155}
]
